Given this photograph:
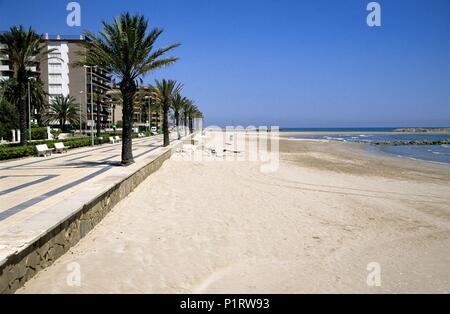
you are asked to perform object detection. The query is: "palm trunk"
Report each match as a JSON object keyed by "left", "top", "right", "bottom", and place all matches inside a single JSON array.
[
  {"left": 36, "top": 113, "right": 43, "bottom": 127},
  {"left": 175, "top": 111, "right": 180, "bottom": 140},
  {"left": 184, "top": 113, "right": 188, "bottom": 135},
  {"left": 120, "top": 80, "right": 136, "bottom": 166},
  {"left": 18, "top": 72, "right": 27, "bottom": 145},
  {"left": 189, "top": 116, "right": 193, "bottom": 134},
  {"left": 96, "top": 100, "right": 101, "bottom": 139},
  {"left": 163, "top": 104, "right": 170, "bottom": 147}
]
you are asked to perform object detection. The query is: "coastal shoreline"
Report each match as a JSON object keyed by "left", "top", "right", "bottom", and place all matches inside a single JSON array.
[{"left": 279, "top": 131, "right": 450, "bottom": 165}]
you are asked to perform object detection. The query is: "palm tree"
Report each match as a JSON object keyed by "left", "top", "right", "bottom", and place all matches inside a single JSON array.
[
  {"left": 171, "top": 93, "right": 188, "bottom": 140},
  {"left": 151, "top": 79, "right": 183, "bottom": 146},
  {"left": 181, "top": 98, "right": 194, "bottom": 136},
  {"left": 0, "top": 81, "right": 19, "bottom": 141},
  {"left": 0, "top": 26, "right": 54, "bottom": 145},
  {"left": 186, "top": 104, "right": 203, "bottom": 134},
  {"left": 43, "top": 95, "right": 80, "bottom": 132},
  {"left": 78, "top": 13, "right": 180, "bottom": 166},
  {"left": 28, "top": 79, "right": 47, "bottom": 126},
  {"left": 193, "top": 107, "right": 204, "bottom": 133}
]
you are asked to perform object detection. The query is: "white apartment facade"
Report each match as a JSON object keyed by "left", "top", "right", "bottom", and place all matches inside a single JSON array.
[
  {"left": 46, "top": 38, "right": 71, "bottom": 102},
  {"left": 0, "top": 43, "right": 11, "bottom": 81}
]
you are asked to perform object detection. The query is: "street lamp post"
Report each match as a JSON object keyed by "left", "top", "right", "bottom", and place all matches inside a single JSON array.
[
  {"left": 145, "top": 96, "right": 151, "bottom": 132},
  {"left": 84, "top": 65, "right": 97, "bottom": 146},
  {"left": 109, "top": 100, "right": 113, "bottom": 129},
  {"left": 90, "top": 67, "right": 94, "bottom": 146},
  {"left": 79, "top": 91, "right": 84, "bottom": 135},
  {"left": 27, "top": 77, "right": 36, "bottom": 142}
]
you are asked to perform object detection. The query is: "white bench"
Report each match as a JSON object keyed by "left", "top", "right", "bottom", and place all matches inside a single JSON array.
[
  {"left": 115, "top": 136, "right": 121, "bottom": 143},
  {"left": 36, "top": 144, "right": 54, "bottom": 157},
  {"left": 109, "top": 136, "right": 116, "bottom": 144},
  {"left": 54, "top": 142, "right": 70, "bottom": 153}
]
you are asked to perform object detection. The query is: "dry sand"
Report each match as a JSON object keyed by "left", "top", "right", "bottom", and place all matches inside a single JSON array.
[{"left": 18, "top": 135, "right": 450, "bottom": 293}]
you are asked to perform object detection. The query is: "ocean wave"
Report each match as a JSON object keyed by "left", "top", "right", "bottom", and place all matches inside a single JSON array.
[
  {"left": 432, "top": 151, "right": 450, "bottom": 155},
  {"left": 323, "top": 136, "right": 345, "bottom": 141}
]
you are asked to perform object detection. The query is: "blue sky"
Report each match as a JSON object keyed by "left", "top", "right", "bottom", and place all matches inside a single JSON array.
[{"left": 1, "top": 0, "right": 449, "bottom": 127}]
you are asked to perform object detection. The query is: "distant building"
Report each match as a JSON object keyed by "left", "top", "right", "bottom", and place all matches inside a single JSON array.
[
  {"left": 149, "top": 110, "right": 163, "bottom": 130},
  {"left": 110, "top": 85, "right": 163, "bottom": 131},
  {"left": 134, "top": 86, "right": 163, "bottom": 130}
]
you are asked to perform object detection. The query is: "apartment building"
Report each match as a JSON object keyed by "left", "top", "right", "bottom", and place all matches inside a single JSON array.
[
  {"left": 0, "top": 43, "right": 10, "bottom": 81},
  {"left": 109, "top": 85, "right": 163, "bottom": 131},
  {"left": 135, "top": 87, "right": 163, "bottom": 131},
  {"left": 40, "top": 34, "right": 112, "bottom": 130},
  {"left": 0, "top": 43, "right": 38, "bottom": 81}
]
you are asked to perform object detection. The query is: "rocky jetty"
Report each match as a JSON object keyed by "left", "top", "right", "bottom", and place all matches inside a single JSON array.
[
  {"left": 393, "top": 128, "right": 450, "bottom": 133},
  {"left": 370, "top": 139, "right": 450, "bottom": 146}
]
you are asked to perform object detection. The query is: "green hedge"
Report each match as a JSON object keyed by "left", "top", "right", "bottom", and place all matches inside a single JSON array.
[
  {"left": 0, "top": 145, "right": 37, "bottom": 160},
  {"left": 0, "top": 132, "right": 154, "bottom": 161}
]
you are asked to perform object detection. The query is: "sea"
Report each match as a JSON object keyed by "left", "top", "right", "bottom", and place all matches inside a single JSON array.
[{"left": 281, "top": 128, "right": 450, "bottom": 165}]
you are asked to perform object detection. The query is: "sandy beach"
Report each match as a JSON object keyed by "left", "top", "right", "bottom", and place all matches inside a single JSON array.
[{"left": 18, "top": 134, "right": 450, "bottom": 293}]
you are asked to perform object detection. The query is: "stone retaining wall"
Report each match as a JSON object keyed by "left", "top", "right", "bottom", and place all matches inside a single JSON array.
[{"left": 0, "top": 138, "right": 188, "bottom": 293}]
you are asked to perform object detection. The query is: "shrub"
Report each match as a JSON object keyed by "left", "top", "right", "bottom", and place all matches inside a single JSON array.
[
  {"left": 0, "top": 137, "right": 93, "bottom": 160},
  {"left": 0, "top": 145, "right": 36, "bottom": 160},
  {"left": 0, "top": 99, "right": 19, "bottom": 141},
  {"left": 50, "top": 129, "right": 61, "bottom": 139},
  {"left": 30, "top": 127, "right": 48, "bottom": 140}
]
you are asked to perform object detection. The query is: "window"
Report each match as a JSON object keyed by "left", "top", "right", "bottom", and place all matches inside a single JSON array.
[
  {"left": 49, "top": 63, "right": 62, "bottom": 69},
  {"left": 49, "top": 73, "right": 62, "bottom": 78},
  {"left": 49, "top": 53, "right": 62, "bottom": 60},
  {"left": 49, "top": 84, "right": 62, "bottom": 94}
]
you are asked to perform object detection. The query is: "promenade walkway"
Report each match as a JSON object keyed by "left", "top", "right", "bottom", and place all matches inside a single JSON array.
[{"left": 0, "top": 133, "right": 176, "bottom": 234}]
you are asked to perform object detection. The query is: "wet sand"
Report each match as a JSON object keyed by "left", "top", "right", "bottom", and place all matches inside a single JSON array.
[{"left": 18, "top": 136, "right": 450, "bottom": 293}]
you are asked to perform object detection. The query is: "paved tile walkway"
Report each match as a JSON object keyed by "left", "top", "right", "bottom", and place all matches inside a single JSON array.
[{"left": 0, "top": 133, "right": 177, "bottom": 232}]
